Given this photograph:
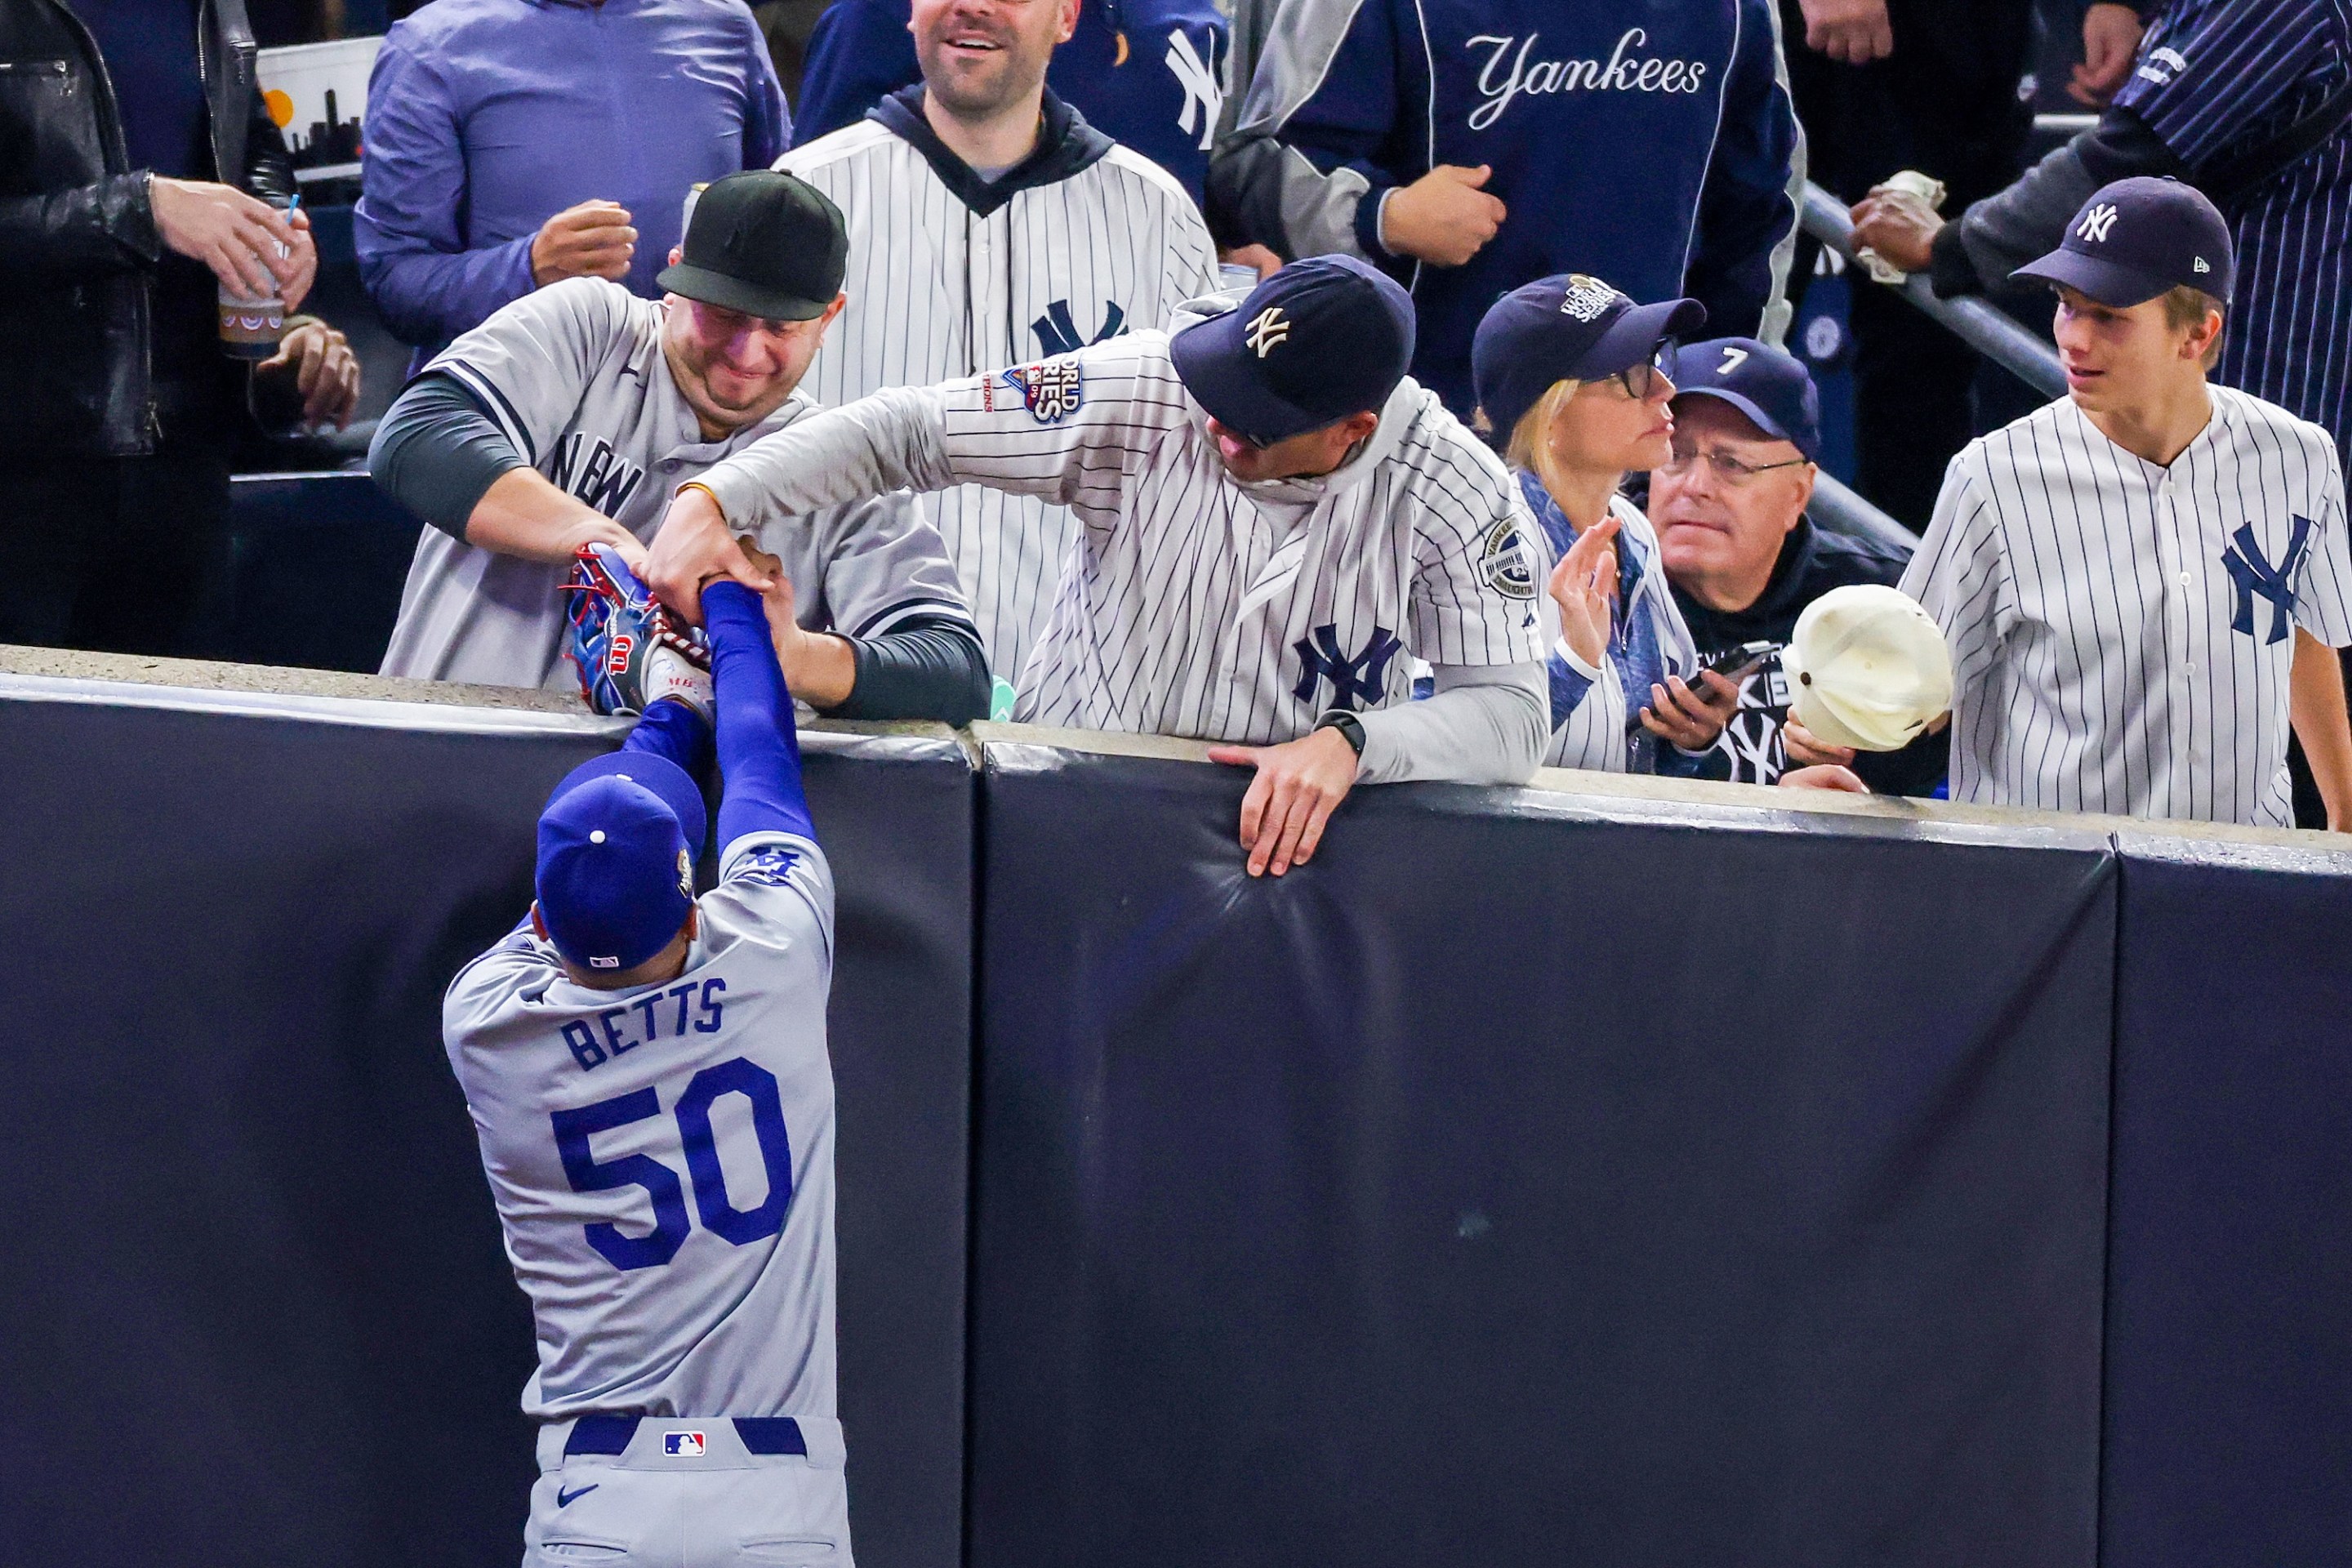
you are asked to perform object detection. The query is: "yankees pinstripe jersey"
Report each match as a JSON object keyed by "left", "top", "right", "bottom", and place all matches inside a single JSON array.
[
  {"left": 775, "top": 87, "right": 1221, "bottom": 693},
  {"left": 1902, "top": 385, "right": 2352, "bottom": 826},
  {"left": 691, "top": 331, "right": 1549, "bottom": 742},
  {"left": 378, "top": 278, "right": 971, "bottom": 692},
  {"left": 2116, "top": 0, "right": 2352, "bottom": 471}
]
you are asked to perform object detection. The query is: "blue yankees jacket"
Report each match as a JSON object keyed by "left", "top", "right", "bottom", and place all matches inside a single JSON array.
[
  {"left": 794, "top": 0, "right": 1229, "bottom": 201},
  {"left": 1209, "top": 0, "right": 1802, "bottom": 414}
]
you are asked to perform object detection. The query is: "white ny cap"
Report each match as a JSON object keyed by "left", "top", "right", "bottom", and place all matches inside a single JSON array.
[{"left": 1781, "top": 585, "right": 1953, "bottom": 752}]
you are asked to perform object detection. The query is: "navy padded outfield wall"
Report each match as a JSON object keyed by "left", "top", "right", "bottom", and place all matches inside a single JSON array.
[
  {"left": 968, "top": 742, "right": 2116, "bottom": 1568},
  {"left": 0, "top": 693, "right": 972, "bottom": 1568},
  {"left": 2104, "top": 836, "right": 2352, "bottom": 1568}
]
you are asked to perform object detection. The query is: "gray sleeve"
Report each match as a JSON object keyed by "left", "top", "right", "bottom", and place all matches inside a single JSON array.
[
  {"left": 1352, "top": 661, "right": 1549, "bottom": 786},
  {"left": 1933, "top": 109, "right": 2185, "bottom": 298},
  {"left": 696, "top": 384, "right": 957, "bottom": 537},
  {"left": 1204, "top": 0, "right": 1383, "bottom": 259},
  {"left": 785, "top": 492, "right": 973, "bottom": 642},
  {"left": 366, "top": 371, "right": 528, "bottom": 540}
]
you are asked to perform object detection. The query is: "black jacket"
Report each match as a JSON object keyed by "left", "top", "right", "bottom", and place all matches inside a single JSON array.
[
  {"left": 0, "top": 0, "right": 293, "bottom": 457},
  {"left": 1674, "top": 517, "right": 1950, "bottom": 796}
]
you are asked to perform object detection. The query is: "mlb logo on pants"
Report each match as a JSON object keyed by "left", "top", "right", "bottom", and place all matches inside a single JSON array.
[{"left": 663, "top": 1430, "right": 706, "bottom": 1458}]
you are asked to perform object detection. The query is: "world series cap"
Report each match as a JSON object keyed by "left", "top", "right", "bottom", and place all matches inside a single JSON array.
[
  {"left": 657, "top": 170, "right": 848, "bottom": 323},
  {"left": 2011, "top": 175, "right": 2236, "bottom": 309},
  {"left": 1169, "top": 255, "right": 1416, "bottom": 446},
  {"left": 1472, "top": 274, "right": 1707, "bottom": 444},
  {"left": 1670, "top": 337, "right": 1823, "bottom": 461},
  {"left": 1781, "top": 585, "right": 1953, "bottom": 752},
  {"left": 535, "top": 751, "right": 710, "bottom": 973}
]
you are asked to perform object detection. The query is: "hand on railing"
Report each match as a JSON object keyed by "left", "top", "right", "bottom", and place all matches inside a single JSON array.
[{"left": 1849, "top": 186, "right": 1942, "bottom": 276}]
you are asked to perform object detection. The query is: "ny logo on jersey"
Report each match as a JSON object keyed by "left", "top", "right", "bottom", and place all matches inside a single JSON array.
[
  {"left": 2077, "top": 203, "right": 2120, "bottom": 244},
  {"left": 998, "top": 357, "right": 1086, "bottom": 423},
  {"left": 2221, "top": 514, "right": 2312, "bottom": 644},
  {"left": 1293, "top": 623, "right": 1404, "bottom": 710},
  {"left": 1031, "top": 299, "right": 1128, "bottom": 358},
  {"left": 1722, "top": 710, "right": 1782, "bottom": 783},
  {"left": 1245, "top": 307, "right": 1291, "bottom": 357},
  {"left": 1165, "top": 28, "right": 1223, "bottom": 151},
  {"left": 547, "top": 433, "right": 646, "bottom": 515}
]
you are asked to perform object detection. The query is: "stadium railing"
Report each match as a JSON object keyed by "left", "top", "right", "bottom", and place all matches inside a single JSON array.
[{"left": 1800, "top": 180, "right": 2069, "bottom": 401}]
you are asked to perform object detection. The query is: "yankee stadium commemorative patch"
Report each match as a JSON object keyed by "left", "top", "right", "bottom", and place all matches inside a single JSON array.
[
  {"left": 1480, "top": 518, "right": 1539, "bottom": 599},
  {"left": 992, "top": 357, "right": 1085, "bottom": 424}
]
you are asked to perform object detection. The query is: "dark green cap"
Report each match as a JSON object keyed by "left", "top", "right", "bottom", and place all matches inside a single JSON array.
[{"left": 656, "top": 171, "right": 848, "bottom": 322}]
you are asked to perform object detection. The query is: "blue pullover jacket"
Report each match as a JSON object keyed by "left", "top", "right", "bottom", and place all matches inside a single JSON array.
[{"left": 1209, "top": 0, "right": 1802, "bottom": 414}]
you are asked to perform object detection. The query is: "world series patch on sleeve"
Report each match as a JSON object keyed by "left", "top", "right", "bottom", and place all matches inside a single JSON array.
[{"left": 987, "top": 357, "right": 1086, "bottom": 424}]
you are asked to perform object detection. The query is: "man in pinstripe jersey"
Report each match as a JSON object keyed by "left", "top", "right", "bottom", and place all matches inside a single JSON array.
[
  {"left": 648, "top": 256, "right": 1551, "bottom": 876},
  {"left": 773, "top": 0, "right": 1222, "bottom": 712},
  {"left": 1894, "top": 179, "right": 2352, "bottom": 828}
]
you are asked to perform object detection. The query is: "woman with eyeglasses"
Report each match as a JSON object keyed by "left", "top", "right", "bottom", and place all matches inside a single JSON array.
[{"left": 1469, "top": 276, "right": 1741, "bottom": 772}]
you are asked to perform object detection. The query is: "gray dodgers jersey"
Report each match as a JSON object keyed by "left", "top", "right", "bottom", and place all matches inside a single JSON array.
[
  {"left": 1904, "top": 385, "right": 2352, "bottom": 826},
  {"left": 380, "top": 278, "right": 971, "bottom": 691},
  {"left": 444, "top": 831, "right": 838, "bottom": 1420},
  {"left": 695, "top": 330, "right": 1549, "bottom": 743},
  {"left": 776, "top": 118, "right": 1220, "bottom": 693}
]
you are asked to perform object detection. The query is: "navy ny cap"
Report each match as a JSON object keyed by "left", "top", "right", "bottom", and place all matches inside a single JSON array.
[
  {"left": 535, "top": 751, "right": 709, "bottom": 973},
  {"left": 1169, "top": 255, "right": 1416, "bottom": 445},
  {"left": 2012, "top": 176, "right": 2235, "bottom": 309},
  {"left": 1472, "top": 274, "right": 1707, "bottom": 444},
  {"left": 1670, "top": 337, "right": 1822, "bottom": 461}
]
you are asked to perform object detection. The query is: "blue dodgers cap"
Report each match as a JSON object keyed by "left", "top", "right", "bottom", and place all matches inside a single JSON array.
[
  {"left": 534, "top": 751, "right": 708, "bottom": 973},
  {"left": 1472, "top": 274, "right": 1707, "bottom": 443},
  {"left": 1670, "top": 337, "right": 1823, "bottom": 461},
  {"left": 2012, "top": 176, "right": 2235, "bottom": 309},
  {"left": 1169, "top": 255, "right": 1415, "bottom": 445}
]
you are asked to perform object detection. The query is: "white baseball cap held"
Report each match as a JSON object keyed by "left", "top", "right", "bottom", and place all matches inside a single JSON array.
[{"left": 1781, "top": 585, "right": 1953, "bottom": 752}]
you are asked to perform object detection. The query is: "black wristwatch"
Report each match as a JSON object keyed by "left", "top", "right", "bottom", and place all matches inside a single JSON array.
[{"left": 1316, "top": 710, "right": 1367, "bottom": 756}]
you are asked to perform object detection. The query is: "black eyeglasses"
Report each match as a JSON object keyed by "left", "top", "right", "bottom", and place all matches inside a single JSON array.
[
  {"left": 1659, "top": 442, "right": 1812, "bottom": 484},
  {"left": 1601, "top": 340, "right": 1677, "bottom": 401}
]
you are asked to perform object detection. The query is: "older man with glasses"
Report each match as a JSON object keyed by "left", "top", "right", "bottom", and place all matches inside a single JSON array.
[{"left": 1650, "top": 336, "right": 1949, "bottom": 794}]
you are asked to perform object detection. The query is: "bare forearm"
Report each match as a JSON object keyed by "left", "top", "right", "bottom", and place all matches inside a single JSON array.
[
  {"left": 2291, "top": 629, "right": 2352, "bottom": 830},
  {"left": 781, "top": 630, "right": 858, "bottom": 709},
  {"left": 465, "top": 467, "right": 640, "bottom": 566}
]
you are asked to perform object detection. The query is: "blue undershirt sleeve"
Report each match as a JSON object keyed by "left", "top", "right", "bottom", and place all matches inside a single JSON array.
[
  {"left": 706, "top": 581, "right": 817, "bottom": 847},
  {"left": 621, "top": 697, "right": 715, "bottom": 777}
]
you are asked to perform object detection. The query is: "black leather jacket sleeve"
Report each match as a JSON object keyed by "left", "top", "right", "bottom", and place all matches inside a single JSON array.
[
  {"left": 0, "top": 172, "right": 161, "bottom": 277},
  {"left": 0, "top": 74, "right": 290, "bottom": 278}
]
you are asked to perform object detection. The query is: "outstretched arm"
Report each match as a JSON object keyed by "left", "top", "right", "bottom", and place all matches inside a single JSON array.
[{"left": 706, "top": 581, "right": 816, "bottom": 850}]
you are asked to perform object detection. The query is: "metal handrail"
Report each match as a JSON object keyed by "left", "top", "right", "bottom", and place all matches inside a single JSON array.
[
  {"left": 1800, "top": 182, "right": 2068, "bottom": 400},
  {"left": 1808, "top": 470, "right": 1918, "bottom": 553}
]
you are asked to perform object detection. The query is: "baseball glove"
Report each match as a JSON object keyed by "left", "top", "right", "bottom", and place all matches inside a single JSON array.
[{"left": 563, "top": 544, "right": 714, "bottom": 718}]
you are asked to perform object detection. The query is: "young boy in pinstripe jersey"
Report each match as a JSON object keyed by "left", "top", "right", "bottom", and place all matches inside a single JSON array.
[{"left": 1886, "top": 177, "right": 2352, "bottom": 829}]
